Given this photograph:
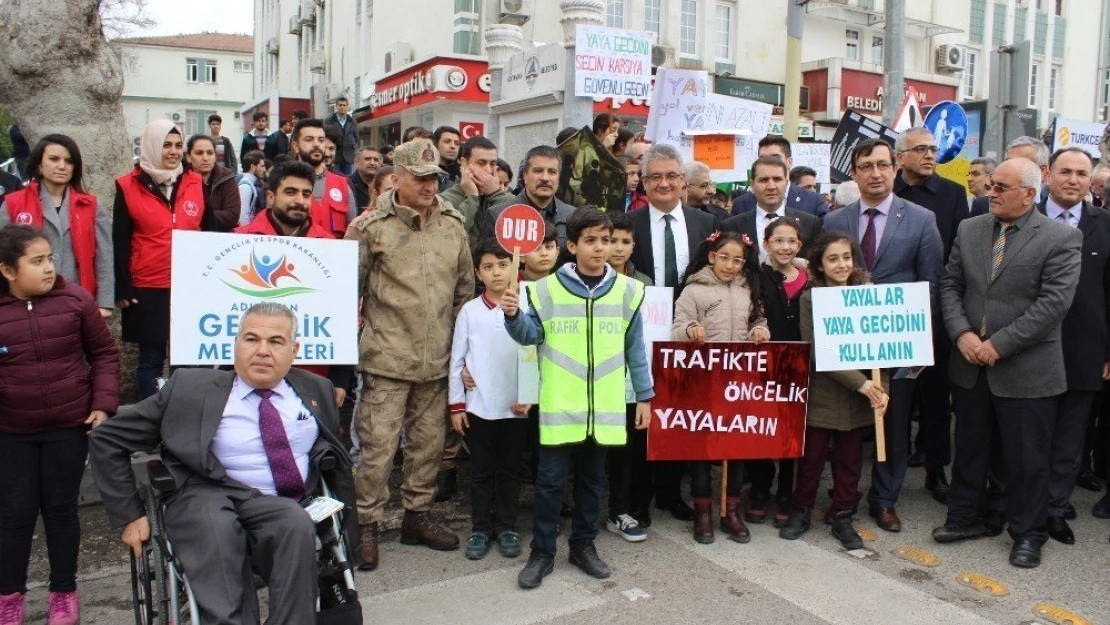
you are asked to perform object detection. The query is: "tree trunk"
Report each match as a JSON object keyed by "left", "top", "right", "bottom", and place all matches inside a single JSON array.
[{"left": 0, "top": 0, "right": 131, "bottom": 201}]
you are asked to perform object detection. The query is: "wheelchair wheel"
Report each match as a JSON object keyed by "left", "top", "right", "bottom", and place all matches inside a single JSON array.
[{"left": 129, "top": 545, "right": 156, "bottom": 625}]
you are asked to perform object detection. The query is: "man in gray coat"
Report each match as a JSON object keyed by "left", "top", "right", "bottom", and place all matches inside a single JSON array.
[
  {"left": 324, "top": 96, "right": 359, "bottom": 176},
  {"left": 932, "top": 158, "right": 1082, "bottom": 569},
  {"left": 490, "top": 145, "right": 576, "bottom": 250},
  {"left": 823, "top": 138, "right": 944, "bottom": 533}
]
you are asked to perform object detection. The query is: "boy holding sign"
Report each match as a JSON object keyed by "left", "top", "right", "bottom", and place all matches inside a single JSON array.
[{"left": 501, "top": 209, "right": 653, "bottom": 590}]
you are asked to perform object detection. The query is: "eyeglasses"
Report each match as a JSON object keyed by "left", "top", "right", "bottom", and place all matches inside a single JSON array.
[
  {"left": 901, "top": 145, "right": 939, "bottom": 155},
  {"left": 710, "top": 253, "right": 745, "bottom": 267},
  {"left": 854, "top": 161, "right": 894, "bottom": 174},
  {"left": 643, "top": 172, "right": 684, "bottom": 184},
  {"left": 985, "top": 183, "right": 1029, "bottom": 194}
]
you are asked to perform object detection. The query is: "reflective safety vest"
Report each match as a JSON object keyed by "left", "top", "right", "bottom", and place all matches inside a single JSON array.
[{"left": 532, "top": 273, "right": 644, "bottom": 446}]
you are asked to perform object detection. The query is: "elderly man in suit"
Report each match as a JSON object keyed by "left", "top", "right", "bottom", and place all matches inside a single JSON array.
[
  {"left": 731, "top": 136, "right": 828, "bottom": 220},
  {"left": 932, "top": 157, "right": 1082, "bottom": 568},
  {"left": 1036, "top": 148, "right": 1110, "bottom": 545},
  {"left": 720, "top": 156, "right": 821, "bottom": 264},
  {"left": 823, "top": 138, "right": 945, "bottom": 533},
  {"left": 89, "top": 302, "right": 355, "bottom": 623},
  {"left": 628, "top": 143, "right": 716, "bottom": 523}
]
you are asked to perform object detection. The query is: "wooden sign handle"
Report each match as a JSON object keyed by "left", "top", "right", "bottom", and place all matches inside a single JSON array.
[
  {"left": 720, "top": 460, "right": 728, "bottom": 518},
  {"left": 509, "top": 246, "right": 521, "bottom": 294},
  {"left": 872, "top": 368, "right": 886, "bottom": 463}
]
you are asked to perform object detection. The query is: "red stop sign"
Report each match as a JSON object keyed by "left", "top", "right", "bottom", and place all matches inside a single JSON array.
[{"left": 495, "top": 204, "right": 546, "bottom": 255}]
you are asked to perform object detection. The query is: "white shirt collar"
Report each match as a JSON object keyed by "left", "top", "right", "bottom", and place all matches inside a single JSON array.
[
  {"left": 649, "top": 203, "right": 685, "bottom": 224},
  {"left": 757, "top": 201, "right": 787, "bottom": 219}
]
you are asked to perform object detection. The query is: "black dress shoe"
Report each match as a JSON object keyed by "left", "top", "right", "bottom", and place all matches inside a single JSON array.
[
  {"left": 1076, "top": 469, "right": 1104, "bottom": 492},
  {"left": 981, "top": 510, "right": 1006, "bottom": 537},
  {"left": 932, "top": 521, "right": 986, "bottom": 543},
  {"left": 925, "top": 472, "right": 950, "bottom": 504},
  {"left": 1093, "top": 493, "right": 1110, "bottom": 519},
  {"left": 518, "top": 551, "right": 555, "bottom": 589},
  {"left": 1009, "top": 538, "right": 1042, "bottom": 568},
  {"left": 1063, "top": 503, "right": 1077, "bottom": 520},
  {"left": 1046, "top": 517, "right": 1075, "bottom": 545},
  {"left": 656, "top": 499, "right": 695, "bottom": 521},
  {"left": 568, "top": 543, "right": 611, "bottom": 579},
  {"left": 630, "top": 506, "right": 652, "bottom": 529},
  {"left": 907, "top": 450, "right": 926, "bottom": 468}
]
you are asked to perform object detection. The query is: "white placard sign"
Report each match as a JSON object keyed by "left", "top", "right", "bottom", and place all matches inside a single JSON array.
[
  {"left": 626, "top": 286, "right": 673, "bottom": 402},
  {"left": 791, "top": 143, "right": 832, "bottom": 184},
  {"left": 517, "top": 282, "right": 540, "bottom": 404},
  {"left": 652, "top": 92, "right": 773, "bottom": 183},
  {"left": 645, "top": 68, "right": 709, "bottom": 142},
  {"left": 1051, "top": 117, "right": 1104, "bottom": 159},
  {"left": 810, "top": 282, "right": 934, "bottom": 372},
  {"left": 574, "top": 25, "right": 653, "bottom": 99},
  {"left": 170, "top": 231, "right": 359, "bottom": 365}
]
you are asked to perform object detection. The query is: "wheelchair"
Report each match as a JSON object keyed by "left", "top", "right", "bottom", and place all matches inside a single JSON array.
[{"left": 128, "top": 457, "right": 361, "bottom": 625}]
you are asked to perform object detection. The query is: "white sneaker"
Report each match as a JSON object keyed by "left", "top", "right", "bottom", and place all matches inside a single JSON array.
[{"left": 606, "top": 514, "right": 648, "bottom": 542}]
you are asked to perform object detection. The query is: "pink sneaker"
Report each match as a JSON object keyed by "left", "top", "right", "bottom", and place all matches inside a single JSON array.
[
  {"left": 0, "top": 592, "right": 25, "bottom": 625},
  {"left": 47, "top": 592, "right": 78, "bottom": 625}
]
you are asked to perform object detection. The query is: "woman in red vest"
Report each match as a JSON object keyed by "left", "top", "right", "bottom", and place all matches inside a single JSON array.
[
  {"left": 0, "top": 135, "right": 114, "bottom": 316},
  {"left": 184, "top": 134, "right": 241, "bottom": 232},
  {"left": 113, "top": 120, "right": 206, "bottom": 399}
]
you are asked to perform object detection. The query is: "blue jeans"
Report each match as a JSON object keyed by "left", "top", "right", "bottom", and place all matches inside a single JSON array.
[
  {"left": 137, "top": 342, "right": 168, "bottom": 400},
  {"left": 530, "top": 440, "right": 607, "bottom": 556}
]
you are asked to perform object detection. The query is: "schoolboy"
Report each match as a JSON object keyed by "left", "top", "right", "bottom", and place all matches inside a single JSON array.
[
  {"left": 449, "top": 239, "right": 531, "bottom": 561},
  {"left": 602, "top": 211, "right": 653, "bottom": 541},
  {"left": 520, "top": 219, "right": 560, "bottom": 283},
  {"left": 502, "top": 208, "right": 654, "bottom": 589}
]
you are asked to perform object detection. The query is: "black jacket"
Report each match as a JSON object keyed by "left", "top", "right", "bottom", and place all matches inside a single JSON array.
[
  {"left": 894, "top": 172, "right": 969, "bottom": 264},
  {"left": 759, "top": 264, "right": 804, "bottom": 342},
  {"left": 265, "top": 131, "right": 290, "bottom": 160},
  {"left": 348, "top": 172, "right": 371, "bottom": 211},
  {"left": 628, "top": 206, "right": 717, "bottom": 288},
  {"left": 718, "top": 207, "right": 821, "bottom": 266}
]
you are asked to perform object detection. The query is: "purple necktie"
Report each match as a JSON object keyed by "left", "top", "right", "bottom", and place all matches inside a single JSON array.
[
  {"left": 256, "top": 389, "right": 305, "bottom": 499},
  {"left": 861, "top": 208, "right": 878, "bottom": 270}
]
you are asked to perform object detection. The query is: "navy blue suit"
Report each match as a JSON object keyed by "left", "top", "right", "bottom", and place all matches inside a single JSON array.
[{"left": 731, "top": 184, "right": 828, "bottom": 221}]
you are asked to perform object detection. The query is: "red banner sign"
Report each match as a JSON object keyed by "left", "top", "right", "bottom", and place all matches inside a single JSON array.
[{"left": 647, "top": 342, "right": 811, "bottom": 461}]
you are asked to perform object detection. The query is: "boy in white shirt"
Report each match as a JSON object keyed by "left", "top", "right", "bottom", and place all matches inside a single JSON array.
[{"left": 449, "top": 238, "right": 531, "bottom": 560}]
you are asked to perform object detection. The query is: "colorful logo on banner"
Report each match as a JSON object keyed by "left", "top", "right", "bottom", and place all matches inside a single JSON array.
[
  {"left": 223, "top": 247, "right": 319, "bottom": 299},
  {"left": 648, "top": 342, "right": 811, "bottom": 461}
]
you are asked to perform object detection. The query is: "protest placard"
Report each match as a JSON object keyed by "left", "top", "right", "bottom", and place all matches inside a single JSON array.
[
  {"left": 829, "top": 110, "right": 901, "bottom": 182},
  {"left": 645, "top": 68, "right": 709, "bottom": 142},
  {"left": 517, "top": 281, "right": 539, "bottom": 404},
  {"left": 810, "top": 282, "right": 934, "bottom": 372},
  {"left": 574, "top": 25, "right": 652, "bottom": 99},
  {"left": 626, "top": 286, "right": 673, "bottom": 402},
  {"left": 649, "top": 92, "right": 772, "bottom": 182},
  {"left": 169, "top": 231, "right": 359, "bottom": 365},
  {"left": 693, "top": 134, "right": 737, "bottom": 170},
  {"left": 647, "top": 342, "right": 811, "bottom": 461},
  {"left": 791, "top": 143, "right": 832, "bottom": 184}
]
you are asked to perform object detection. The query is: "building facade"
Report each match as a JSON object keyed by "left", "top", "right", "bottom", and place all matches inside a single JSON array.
[
  {"left": 251, "top": 0, "right": 1104, "bottom": 147},
  {"left": 114, "top": 34, "right": 255, "bottom": 159}
]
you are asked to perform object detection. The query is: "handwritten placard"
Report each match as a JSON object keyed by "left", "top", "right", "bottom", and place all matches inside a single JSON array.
[{"left": 694, "top": 135, "right": 736, "bottom": 170}]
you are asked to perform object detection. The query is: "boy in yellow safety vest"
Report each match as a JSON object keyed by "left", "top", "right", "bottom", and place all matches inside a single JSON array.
[{"left": 501, "top": 208, "right": 654, "bottom": 590}]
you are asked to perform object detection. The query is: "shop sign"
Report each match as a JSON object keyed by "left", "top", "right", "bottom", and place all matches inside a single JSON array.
[
  {"left": 368, "top": 59, "right": 491, "bottom": 116},
  {"left": 715, "top": 76, "right": 810, "bottom": 111}
]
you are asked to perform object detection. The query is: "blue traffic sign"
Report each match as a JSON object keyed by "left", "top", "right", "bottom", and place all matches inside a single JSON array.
[{"left": 924, "top": 101, "right": 967, "bottom": 164}]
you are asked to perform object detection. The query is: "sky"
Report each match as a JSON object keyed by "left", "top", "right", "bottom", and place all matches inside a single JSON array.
[{"left": 134, "top": 0, "right": 254, "bottom": 36}]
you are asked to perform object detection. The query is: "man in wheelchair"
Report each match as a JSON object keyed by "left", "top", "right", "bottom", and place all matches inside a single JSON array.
[{"left": 89, "top": 302, "right": 361, "bottom": 624}]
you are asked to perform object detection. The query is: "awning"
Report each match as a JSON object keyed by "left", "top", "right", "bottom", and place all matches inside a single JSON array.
[{"left": 805, "top": 2, "right": 963, "bottom": 38}]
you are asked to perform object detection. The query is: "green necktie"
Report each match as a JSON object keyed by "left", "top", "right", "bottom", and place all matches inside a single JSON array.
[{"left": 664, "top": 213, "right": 678, "bottom": 287}]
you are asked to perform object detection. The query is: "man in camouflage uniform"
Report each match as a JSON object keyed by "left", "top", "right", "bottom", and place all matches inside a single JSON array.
[{"left": 345, "top": 139, "right": 475, "bottom": 570}]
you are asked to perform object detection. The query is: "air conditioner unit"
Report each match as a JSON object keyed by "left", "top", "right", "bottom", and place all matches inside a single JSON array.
[
  {"left": 309, "top": 51, "right": 327, "bottom": 74},
  {"left": 132, "top": 137, "right": 141, "bottom": 147},
  {"left": 299, "top": 1, "right": 316, "bottom": 25},
  {"left": 266, "top": 37, "right": 280, "bottom": 55},
  {"left": 651, "top": 45, "right": 675, "bottom": 68},
  {"left": 289, "top": 15, "right": 302, "bottom": 35},
  {"left": 384, "top": 43, "right": 412, "bottom": 73},
  {"left": 677, "top": 57, "right": 703, "bottom": 70},
  {"left": 936, "top": 44, "right": 966, "bottom": 73},
  {"left": 132, "top": 145, "right": 141, "bottom": 158},
  {"left": 169, "top": 111, "right": 187, "bottom": 124},
  {"left": 499, "top": 0, "right": 533, "bottom": 25}
]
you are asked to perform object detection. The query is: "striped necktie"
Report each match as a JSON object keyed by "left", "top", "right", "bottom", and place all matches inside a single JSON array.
[{"left": 981, "top": 224, "right": 1012, "bottom": 336}]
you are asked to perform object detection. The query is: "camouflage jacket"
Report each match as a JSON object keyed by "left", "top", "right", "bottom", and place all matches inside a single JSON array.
[{"left": 345, "top": 192, "right": 475, "bottom": 382}]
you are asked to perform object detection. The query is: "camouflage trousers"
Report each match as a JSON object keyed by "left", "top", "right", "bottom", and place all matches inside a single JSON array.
[{"left": 354, "top": 374, "right": 447, "bottom": 524}]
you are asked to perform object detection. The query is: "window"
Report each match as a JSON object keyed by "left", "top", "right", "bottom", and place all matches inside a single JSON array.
[
  {"left": 992, "top": 3, "right": 1007, "bottom": 46},
  {"left": 606, "top": 0, "right": 625, "bottom": 28},
  {"left": 859, "top": 0, "right": 875, "bottom": 9},
  {"left": 1048, "top": 65, "right": 1058, "bottom": 109},
  {"left": 186, "top": 57, "right": 198, "bottom": 82},
  {"left": 846, "top": 28, "right": 860, "bottom": 61},
  {"left": 1029, "top": 63, "right": 1039, "bottom": 107},
  {"left": 1013, "top": 7, "right": 1027, "bottom": 42},
  {"left": 186, "top": 109, "right": 217, "bottom": 136},
  {"left": 645, "top": 0, "right": 662, "bottom": 36},
  {"left": 205, "top": 61, "right": 217, "bottom": 84},
  {"left": 1053, "top": 17, "right": 1066, "bottom": 58},
  {"left": 1034, "top": 12, "right": 1048, "bottom": 54},
  {"left": 186, "top": 58, "right": 217, "bottom": 83},
  {"left": 963, "top": 49, "right": 979, "bottom": 99},
  {"left": 234, "top": 60, "right": 253, "bottom": 72},
  {"left": 453, "top": 0, "right": 480, "bottom": 55},
  {"left": 715, "top": 3, "right": 732, "bottom": 60},
  {"left": 680, "top": 0, "right": 698, "bottom": 56},
  {"left": 1055, "top": 0, "right": 1063, "bottom": 15},
  {"left": 871, "top": 36, "right": 883, "bottom": 65},
  {"left": 353, "top": 76, "right": 361, "bottom": 109},
  {"left": 969, "top": 0, "right": 986, "bottom": 43}
]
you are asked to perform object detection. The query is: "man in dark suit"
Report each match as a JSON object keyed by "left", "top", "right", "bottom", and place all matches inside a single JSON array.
[
  {"left": 89, "top": 302, "right": 356, "bottom": 622},
  {"left": 892, "top": 127, "right": 971, "bottom": 504},
  {"left": 1037, "top": 148, "right": 1110, "bottom": 544},
  {"left": 324, "top": 97, "right": 360, "bottom": 176},
  {"left": 730, "top": 136, "right": 828, "bottom": 220},
  {"left": 720, "top": 156, "right": 820, "bottom": 263},
  {"left": 628, "top": 143, "right": 715, "bottom": 523},
  {"left": 823, "top": 138, "right": 944, "bottom": 533},
  {"left": 933, "top": 157, "right": 1082, "bottom": 568}
]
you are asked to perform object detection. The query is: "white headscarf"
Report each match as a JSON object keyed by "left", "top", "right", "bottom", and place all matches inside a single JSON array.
[{"left": 138, "top": 119, "right": 183, "bottom": 187}]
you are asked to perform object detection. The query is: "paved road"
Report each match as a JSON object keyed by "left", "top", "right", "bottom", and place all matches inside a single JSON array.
[{"left": 26, "top": 462, "right": 1110, "bottom": 624}]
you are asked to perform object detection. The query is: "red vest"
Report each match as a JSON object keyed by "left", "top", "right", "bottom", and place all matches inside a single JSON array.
[
  {"left": 233, "top": 209, "right": 335, "bottom": 239},
  {"left": 6, "top": 182, "right": 100, "bottom": 298},
  {"left": 117, "top": 168, "right": 206, "bottom": 289},
  {"left": 311, "top": 172, "right": 351, "bottom": 237}
]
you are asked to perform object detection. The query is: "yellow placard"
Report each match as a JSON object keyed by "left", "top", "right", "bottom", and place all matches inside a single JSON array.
[{"left": 936, "top": 157, "right": 970, "bottom": 195}]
